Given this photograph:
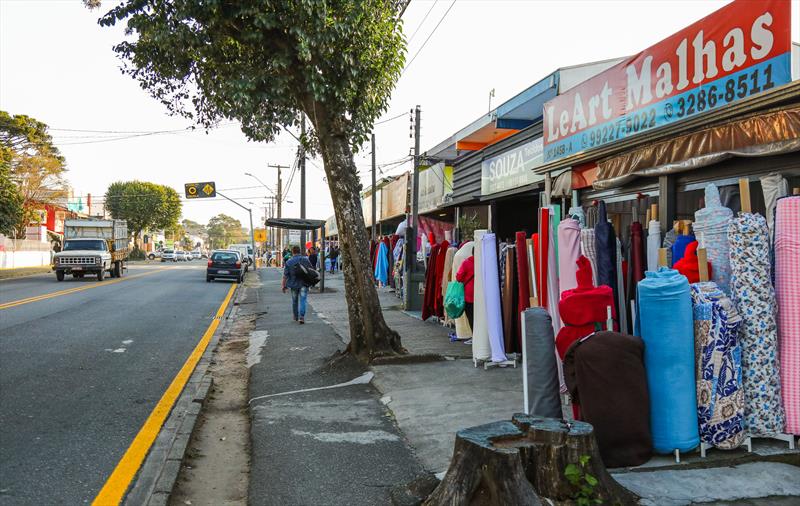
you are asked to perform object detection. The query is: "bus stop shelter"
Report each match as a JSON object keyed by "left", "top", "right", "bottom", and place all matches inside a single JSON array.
[{"left": 266, "top": 218, "right": 327, "bottom": 293}]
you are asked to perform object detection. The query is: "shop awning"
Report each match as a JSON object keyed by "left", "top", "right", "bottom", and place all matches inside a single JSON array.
[
  {"left": 593, "top": 105, "right": 800, "bottom": 189},
  {"left": 265, "top": 218, "right": 326, "bottom": 230}
]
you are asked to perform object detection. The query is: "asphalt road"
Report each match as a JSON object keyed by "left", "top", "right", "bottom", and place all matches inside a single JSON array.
[{"left": 0, "top": 263, "right": 236, "bottom": 505}]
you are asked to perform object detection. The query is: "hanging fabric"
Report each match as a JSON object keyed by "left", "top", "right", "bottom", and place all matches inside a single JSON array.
[
  {"left": 558, "top": 218, "right": 582, "bottom": 293},
  {"left": 374, "top": 241, "right": 389, "bottom": 286},
  {"left": 662, "top": 227, "right": 677, "bottom": 267},
  {"left": 538, "top": 209, "right": 551, "bottom": 309},
  {"left": 760, "top": 174, "right": 789, "bottom": 239},
  {"left": 594, "top": 201, "right": 619, "bottom": 325},
  {"left": 568, "top": 205, "right": 586, "bottom": 227},
  {"left": 646, "top": 219, "right": 661, "bottom": 272},
  {"left": 433, "top": 239, "right": 450, "bottom": 318},
  {"left": 616, "top": 238, "right": 628, "bottom": 334},
  {"left": 585, "top": 204, "right": 599, "bottom": 229},
  {"left": 452, "top": 241, "right": 474, "bottom": 340},
  {"left": 693, "top": 183, "right": 733, "bottom": 295},
  {"left": 522, "top": 307, "right": 562, "bottom": 418},
  {"left": 671, "top": 233, "right": 696, "bottom": 267},
  {"left": 691, "top": 282, "right": 745, "bottom": 450},
  {"left": 421, "top": 243, "right": 441, "bottom": 321},
  {"left": 637, "top": 267, "right": 699, "bottom": 453},
  {"left": 728, "top": 212, "right": 786, "bottom": 436},
  {"left": 482, "top": 232, "right": 507, "bottom": 363},
  {"left": 547, "top": 215, "right": 562, "bottom": 334},
  {"left": 563, "top": 331, "right": 652, "bottom": 468},
  {"left": 580, "top": 228, "right": 599, "bottom": 286},
  {"left": 775, "top": 196, "right": 800, "bottom": 435},
  {"left": 674, "top": 241, "right": 713, "bottom": 284},
  {"left": 472, "top": 230, "right": 491, "bottom": 361},
  {"left": 441, "top": 246, "right": 456, "bottom": 324},
  {"left": 630, "top": 221, "right": 646, "bottom": 284},
  {"left": 515, "top": 231, "right": 532, "bottom": 314},
  {"left": 532, "top": 233, "right": 541, "bottom": 303}
]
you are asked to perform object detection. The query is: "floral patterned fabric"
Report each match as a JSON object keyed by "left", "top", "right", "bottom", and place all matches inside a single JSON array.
[
  {"left": 728, "top": 212, "right": 786, "bottom": 436},
  {"left": 691, "top": 282, "right": 745, "bottom": 449},
  {"left": 694, "top": 183, "right": 734, "bottom": 295}
]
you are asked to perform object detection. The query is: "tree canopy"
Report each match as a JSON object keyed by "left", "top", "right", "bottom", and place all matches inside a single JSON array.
[
  {"left": 0, "top": 111, "right": 68, "bottom": 238},
  {"left": 93, "top": 0, "right": 405, "bottom": 149},
  {"left": 0, "top": 164, "right": 23, "bottom": 236},
  {"left": 104, "top": 181, "right": 182, "bottom": 240},
  {"left": 206, "top": 214, "right": 246, "bottom": 249}
]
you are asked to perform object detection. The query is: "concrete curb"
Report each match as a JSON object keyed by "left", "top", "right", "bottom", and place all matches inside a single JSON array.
[{"left": 123, "top": 285, "right": 242, "bottom": 506}]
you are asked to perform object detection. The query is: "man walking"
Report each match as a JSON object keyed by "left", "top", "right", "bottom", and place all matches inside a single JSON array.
[
  {"left": 282, "top": 246, "right": 313, "bottom": 324},
  {"left": 329, "top": 245, "right": 339, "bottom": 273}
]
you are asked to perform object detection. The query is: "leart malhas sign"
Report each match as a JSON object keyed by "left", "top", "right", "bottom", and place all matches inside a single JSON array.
[{"left": 542, "top": 0, "right": 792, "bottom": 163}]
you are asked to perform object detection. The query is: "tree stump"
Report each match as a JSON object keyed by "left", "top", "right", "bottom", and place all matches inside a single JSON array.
[{"left": 424, "top": 414, "right": 638, "bottom": 506}]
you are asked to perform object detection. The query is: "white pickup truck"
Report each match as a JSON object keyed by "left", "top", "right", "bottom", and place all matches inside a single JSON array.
[{"left": 53, "top": 219, "right": 129, "bottom": 281}]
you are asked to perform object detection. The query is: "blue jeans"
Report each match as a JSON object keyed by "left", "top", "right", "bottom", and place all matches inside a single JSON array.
[{"left": 291, "top": 286, "right": 308, "bottom": 320}]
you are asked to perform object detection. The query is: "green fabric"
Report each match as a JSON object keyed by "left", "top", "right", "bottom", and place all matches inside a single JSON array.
[{"left": 444, "top": 281, "right": 466, "bottom": 319}]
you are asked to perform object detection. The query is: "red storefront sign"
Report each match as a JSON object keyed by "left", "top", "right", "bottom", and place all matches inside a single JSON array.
[{"left": 543, "top": 0, "right": 792, "bottom": 163}]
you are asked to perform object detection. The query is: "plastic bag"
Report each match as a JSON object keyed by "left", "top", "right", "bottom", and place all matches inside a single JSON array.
[{"left": 444, "top": 281, "right": 465, "bottom": 319}]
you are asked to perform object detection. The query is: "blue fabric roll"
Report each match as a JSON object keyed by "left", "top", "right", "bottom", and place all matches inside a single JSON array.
[
  {"left": 637, "top": 267, "right": 699, "bottom": 453},
  {"left": 374, "top": 242, "right": 389, "bottom": 285},
  {"left": 671, "top": 234, "right": 696, "bottom": 267},
  {"left": 594, "top": 201, "right": 619, "bottom": 321}
]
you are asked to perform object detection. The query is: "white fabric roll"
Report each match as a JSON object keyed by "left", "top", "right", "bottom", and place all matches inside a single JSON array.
[
  {"left": 452, "top": 241, "right": 474, "bottom": 339},
  {"left": 647, "top": 220, "right": 661, "bottom": 272},
  {"left": 482, "top": 233, "right": 508, "bottom": 363},
  {"left": 472, "top": 230, "right": 491, "bottom": 361}
]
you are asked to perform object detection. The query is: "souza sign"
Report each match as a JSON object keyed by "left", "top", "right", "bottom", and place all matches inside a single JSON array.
[
  {"left": 481, "top": 137, "right": 544, "bottom": 195},
  {"left": 543, "top": 0, "right": 791, "bottom": 163}
]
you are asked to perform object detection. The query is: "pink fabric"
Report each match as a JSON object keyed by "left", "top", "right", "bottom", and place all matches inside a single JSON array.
[
  {"left": 418, "top": 215, "right": 455, "bottom": 245},
  {"left": 557, "top": 218, "right": 582, "bottom": 293},
  {"left": 776, "top": 196, "right": 800, "bottom": 434}
]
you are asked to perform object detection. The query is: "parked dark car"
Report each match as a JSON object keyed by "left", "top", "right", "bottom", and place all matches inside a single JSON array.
[{"left": 207, "top": 250, "right": 244, "bottom": 283}]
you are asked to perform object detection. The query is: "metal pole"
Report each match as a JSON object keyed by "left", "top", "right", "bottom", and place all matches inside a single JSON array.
[
  {"left": 268, "top": 164, "right": 288, "bottom": 263},
  {"left": 404, "top": 105, "right": 422, "bottom": 311},
  {"left": 371, "top": 132, "right": 376, "bottom": 241},
  {"left": 320, "top": 224, "right": 326, "bottom": 293},
  {"left": 410, "top": 105, "right": 421, "bottom": 268},
  {"left": 249, "top": 208, "right": 256, "bottom": 269},
  {"left": 300, "top": 116, "right": 307, "bottom": 247}
]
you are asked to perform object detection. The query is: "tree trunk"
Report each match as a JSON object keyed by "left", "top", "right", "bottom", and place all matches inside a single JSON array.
[
  {"left": 425, "top": 414, "right": 637, "bottom": 505},
  {"left": 309, "top": 112, "right": 405, "bottom": 362}
]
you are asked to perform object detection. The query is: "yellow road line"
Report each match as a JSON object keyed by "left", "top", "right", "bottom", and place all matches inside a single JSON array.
[
  {"left": 0, "top": 268, "right": 170, "bottom": 311},
  {"left": 92, "top": 283, "right": 237, "bottom": 506}
]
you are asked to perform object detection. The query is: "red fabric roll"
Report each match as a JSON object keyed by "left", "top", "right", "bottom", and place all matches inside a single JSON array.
[
  {"left": 539, "top": 208, "right": 550, "bottom": 309},
  {"left": 532, "top": 233, "right": 540, "bottom": 305},
  {"left": 421, "top": 243, "right": 441, "bottom": 321},
  {"left": 556, "top": 256, "right": 616, "bottom": 360},
  {"left": 631, "top": 222, "right": 646, "bottom": 285},
  {"left": 433, "top": 240, "right": 450, "bottom": 317},
  {"left": 515, "top": 231, "right": 531, "bottom": 313},
  {"left": 674, "top": 241, "right": 713, "bottom": 284}
]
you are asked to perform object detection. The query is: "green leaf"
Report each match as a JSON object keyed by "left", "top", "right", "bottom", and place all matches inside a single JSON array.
[
  {"left": 585, "top": 473, "right": 599, "bottom": 487},
  {"left": 579, "top": 455, "right": 591, "bottom": 467}
]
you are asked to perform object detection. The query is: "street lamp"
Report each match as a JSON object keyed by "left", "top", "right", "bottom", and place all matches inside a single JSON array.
[{"left": 244, "top": 172, "right": 276, "bottom": 196}]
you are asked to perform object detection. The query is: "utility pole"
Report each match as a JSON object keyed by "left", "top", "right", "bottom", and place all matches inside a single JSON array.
[
  {"left": 268, "top": 163, "right": 289, "bottom": 262},
  {"left": 300, "top": 116, "right": 307, "bottom": 247},
  {"left": 404, "top": 105, "right": 423, "bottom": 311},
  {"left": 371, "top": 132, "right": 377, "bottom": 241}
]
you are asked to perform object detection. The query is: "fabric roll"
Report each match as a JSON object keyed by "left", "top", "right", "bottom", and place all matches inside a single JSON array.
[
  {"left": 594, "top": 201, "right": 619, "bottom": 325},
  {"left": 728, "top": 212, "right": 786, "bottom": 436},
  {"left": 580, "top": 228, "right": 599, "bottom": 286},
  {"left": 775, "top": 196, "right": 800, "bottom": 434},
  {"left": 691, "top": 282, "right": 745, "bottom": 449},
  {"left": 637, "top": 267, "right": 699, "bottom": 453},
  {"left": 374, "top": 242, "right": 389, "bottom": 285},
  {"left": 441, "top": 247, "right": 456, "bottom": 324},
  {"left": 539, "top": 208, "right": 551, "bottom": 309},
  {"left": 433, "top": 240, "right": 450, "bottom": 317},
  {"left": 522, "top": 307, "right": 562, "bottom": 418},
  {"left": 630, "top": 222, "right": 646, "bottom": 285},
  {"left": 563, "top": 331, "right": 652, "bottom": 467},
  {"left": 616, "top": 237, "right": 627, "bottom": 334},
  {"left": 760, "top": 174, "right": 789, "bottom": 238},
  {"left": 421, "top": 243, "right": 440, "bottom": 321},
  {"left": 662, "top": 228, "right": 677, "bottom": 267},
  {"left": 674, "top": 241, "right": 713, "bottom": 284},
  {"left": 671, "top": 234, "right": 696, "bottom": 267},
  {"left": 452, "top": 241, "right": 474, "bottom": 339},
  {"left": 547, "top": 217, "right": 562, "bottom": 334},
  {"left": 472, "top": 230, "right": 491, "bottom": 361},
  {"left": 532, "top": 233, "right": 540, "bottom": 301},
  {"left": 647, "top": 220, "right": 661, "bottom": 272},
  {"left": 568, "top": 206, "right": 586, "bottom": 227},
  {"left": 502, "top": 246, "right": 517, "bottom": 354},
  {"left": 482, "top": 233, "right": 507, "bottom": 363},
  {"left": 693, "top": 184, "right": 733, "bottom": 295},
  {"left": 515, "top": 231, "right": 532, "bottom": 314},
  {"left": 586, "top": 205, "right": 599, "bottom": 229},
  {"left": 558, "top": 218, "right": 582, "bottom": 293}
]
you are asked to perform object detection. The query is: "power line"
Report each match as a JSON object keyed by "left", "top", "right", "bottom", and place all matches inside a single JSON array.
[
  {"left": 405, "top": 0, "right": 438, "bottom": 44},
  {"left": 403, "top": 0, "right": 457, "bottom": 73},
  {"left": 374, "top": 112, "right": 407, "bottom": 126}
]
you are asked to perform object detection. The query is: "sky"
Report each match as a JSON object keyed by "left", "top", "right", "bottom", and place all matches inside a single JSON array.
[{"left": 1, "top": 0, "right": 798, "bottom": 230}]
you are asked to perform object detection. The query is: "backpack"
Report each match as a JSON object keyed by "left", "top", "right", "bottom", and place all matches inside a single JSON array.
[{"left": 294, "top": 261, "right": 320, "bottom": 287}]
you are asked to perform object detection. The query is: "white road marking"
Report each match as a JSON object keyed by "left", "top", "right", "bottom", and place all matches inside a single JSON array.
[
  {"left": 247, "top": 330, "right": 269, "bottom": 368},
  {"left": 290, "top": 429, "right": 399, "bottom": 444},
  {"left": 248, "top": 371, "right": 374, "bottom": 404},
  {"left": 122, "top": 340, "right": 133, "bottom": 345},
  {"left": 112, "top": 348, "right": 125, "bottom": 353}
]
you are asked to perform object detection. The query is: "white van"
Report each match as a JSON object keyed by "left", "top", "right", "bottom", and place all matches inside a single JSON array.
[{"left": 228, "top": 244, "right": 254, "bottom": 268}]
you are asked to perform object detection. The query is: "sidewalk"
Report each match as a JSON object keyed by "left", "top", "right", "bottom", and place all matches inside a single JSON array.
[
  {"left": 307, "top": 272, "right": 800, "bottom": 504},
  {"left": 0, "top": 265, "right": 51, "bottom": 280},
  {"left": 247, "top": 268, "right": 425, "bottom": 506}
]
